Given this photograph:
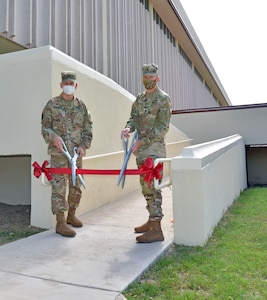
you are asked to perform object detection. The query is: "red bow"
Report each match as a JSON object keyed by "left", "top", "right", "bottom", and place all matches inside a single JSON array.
[
  {"left": 139, "top": 157, "right": 163, "bottom": 188},
  {"left": 32, "top": 161, "right": 53, "bottom": 181}
]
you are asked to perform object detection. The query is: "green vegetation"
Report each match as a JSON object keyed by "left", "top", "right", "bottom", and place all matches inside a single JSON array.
[
  {"left": 0, "top": 228, "right": 45, "bottom": 246},
  {"left": 124, "top": 187, "right": 267, "bottom": 300}
]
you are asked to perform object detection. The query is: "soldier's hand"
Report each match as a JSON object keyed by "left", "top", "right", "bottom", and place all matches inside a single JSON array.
[
  {"left": 53, "top": 136, "right": 63, "bottom": 152},
  {"left": 132, "top": 141, "right": 141, "bottom": 154},
  {"left": 121, "top": 128, "right": 130, "bottom": 139},
  {"left": 77, "top": 146, "right": 86, "bottom": 157}
]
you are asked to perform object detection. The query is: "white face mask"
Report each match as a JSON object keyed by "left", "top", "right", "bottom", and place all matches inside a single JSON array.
[{"left": 63, "top": 85, "right": 75, "bottom": 95}]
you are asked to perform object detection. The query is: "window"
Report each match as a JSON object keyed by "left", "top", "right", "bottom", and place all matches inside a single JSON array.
[
  {"left": 140, "top": 0, "right": 149, "bottom": 11},
  {"left": 205, "top": 82, "right": 211, "bottom": 93},
  {"left": 153, "top": 9, "right": 176, "bottom": 47},
  {"left": 194, "top": 67, "right": 203, "bottom": 82},
  {"left": 179, "top": 45, "right": 192, "bottom": 67}
]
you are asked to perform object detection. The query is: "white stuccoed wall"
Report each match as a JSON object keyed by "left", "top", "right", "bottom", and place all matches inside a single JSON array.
[
  {"left": 172, "top": 134, "right": 247, "bottom": 246},
  {"left": 0, "top": 45, "right": 189, "bottom": 229}
]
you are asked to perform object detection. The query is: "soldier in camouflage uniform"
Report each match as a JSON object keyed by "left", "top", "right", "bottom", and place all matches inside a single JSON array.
[
  {"left": 41, "top": 71, "right": 93, "bottom": 237},
  {"left": 121, "top": 63, "right": 172, "bottom": 243}
]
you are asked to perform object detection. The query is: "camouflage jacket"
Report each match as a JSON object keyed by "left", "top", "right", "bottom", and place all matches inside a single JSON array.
[
  {"left": 125, "top": 87, "right": 172, "bottom": 158},
  {"left": 41, "top": 94, "right": 93, "bottom": 155}
]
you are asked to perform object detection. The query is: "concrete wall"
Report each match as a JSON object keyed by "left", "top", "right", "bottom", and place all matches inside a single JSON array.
[
  {"left": 171, "top": 106, "right": 267, "bottom": 145},
  {"left": 171, "top": 106, "right": 267, "bottom": 186},
  {"left": 0, "top": 45, "right": 188, "bottom": 229},
  {"left": 172, "top": 134, "right": 247, "bottom": 246}
]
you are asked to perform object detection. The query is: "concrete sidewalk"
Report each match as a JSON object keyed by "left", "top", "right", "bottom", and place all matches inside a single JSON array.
[{"left": 0, "top": 188, "right": 173, "bottom": 300}]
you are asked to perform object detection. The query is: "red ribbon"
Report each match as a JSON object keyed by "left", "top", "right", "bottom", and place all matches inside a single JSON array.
[
  {"left": 32, "top": 160, "right": 53, "bottom": 181},
  {"left": 32, "top": 157, "right": 163, "bottom": 187}
]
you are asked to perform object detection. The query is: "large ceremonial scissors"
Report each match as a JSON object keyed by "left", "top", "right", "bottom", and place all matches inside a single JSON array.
[
  {"left": 62, "top": 141, "right": 86, "bottom": 189},
  {"left": 117, "top": 131, "right": 138, "bottom": 188}
]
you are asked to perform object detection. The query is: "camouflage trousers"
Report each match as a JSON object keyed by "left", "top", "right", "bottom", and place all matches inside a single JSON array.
[
  {"left": 136, "top": 157, "right": 163, "bottom": 221},
  {"left": 50, "top": 155, "right": 83, "bottom": 215}
]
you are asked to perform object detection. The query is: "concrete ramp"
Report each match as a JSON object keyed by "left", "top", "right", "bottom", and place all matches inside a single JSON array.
[{"left": 0, "top": 188, "right": 173, "bottom": 300}]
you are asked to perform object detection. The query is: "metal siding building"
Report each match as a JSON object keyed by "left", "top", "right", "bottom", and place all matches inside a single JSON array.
[{"left": 0, "top": 0, "right": 231, "bottom": 109}]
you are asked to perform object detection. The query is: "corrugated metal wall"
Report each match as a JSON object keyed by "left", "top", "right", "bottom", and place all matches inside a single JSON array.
[{"left": 0, "top": 0, "right": 220, "bottom": 110}]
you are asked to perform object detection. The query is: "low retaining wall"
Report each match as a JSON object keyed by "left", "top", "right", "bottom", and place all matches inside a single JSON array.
[
  {"left": 77, "top": 139, "right": 191, "bottom": 220},
  {"left": 171, "top": 134, "right": 247, "bottom": 246}
]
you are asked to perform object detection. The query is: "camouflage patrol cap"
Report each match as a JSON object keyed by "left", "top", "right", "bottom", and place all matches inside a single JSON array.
[
  {"left": 142, "top": 63, "right": 158, "bottom": 76},
  {"left": 61, "top": 71, "right": 77, "bottom": 82}
]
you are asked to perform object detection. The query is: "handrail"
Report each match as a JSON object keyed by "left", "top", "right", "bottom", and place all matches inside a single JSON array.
[
  {"left": 83, "top": 151, "right": 123, "bottom": 161},
  {"left": 167, "top": 139, "right": 192, "bottom": 146},
  {"left": 83, "top": 139, "right": 192, "bottom": 161}
]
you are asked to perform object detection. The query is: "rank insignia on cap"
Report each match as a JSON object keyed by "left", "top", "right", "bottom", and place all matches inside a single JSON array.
[
  {"left": 142, "top": 63, "right": 158, "bottom": 76},
  {"left": 61, "top": 71, "right": 77, "bottom": 82}
]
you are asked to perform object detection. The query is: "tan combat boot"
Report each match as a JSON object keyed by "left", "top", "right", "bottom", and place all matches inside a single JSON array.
[
  {"left": 134, "top": 219, "right": 151, "bottom": 233},
  {"left": 136, "top": 220, "right": 164, "bottom": 243},
  {"left": 67, "top": 207, "right": 83, "bottom": 227},
  {"left": 56, "top": 212, "right": 76, "bottom": 237}
]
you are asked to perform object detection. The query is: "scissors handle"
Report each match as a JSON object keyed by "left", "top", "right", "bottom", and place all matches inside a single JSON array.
[{"left": 61, "top": 142, "right": 86, "bottom": 189}]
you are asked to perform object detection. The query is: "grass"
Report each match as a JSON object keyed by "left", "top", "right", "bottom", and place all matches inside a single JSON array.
[
  {"left": 0, "top": 228, "right": 45, "bottom": 246},
  {"left": 123, "top": 187, "right": 267, "bottom": 300}
]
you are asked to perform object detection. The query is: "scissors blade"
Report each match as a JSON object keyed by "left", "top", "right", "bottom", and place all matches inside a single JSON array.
[
  {"left": 77, "top": 174, "right": 86, "bottom": 189},
  {"left": 71, "top": 161, "right": 76, "bottom": 186},
  {"left": 71, "top": 148, "right": 79, "bottom": 186},
  {"left": 117, "top": 131, "right": 138, "bottom": 188},
  {"left": 120, "top": 137, "right": 128, "bottom": 188},
  {"left": 72, "top": 148, "right": 86, "bottom": 189}
]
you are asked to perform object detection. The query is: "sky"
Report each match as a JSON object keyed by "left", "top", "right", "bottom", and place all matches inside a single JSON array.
[{"left": 179, "top": 0, "right": 267, "bottom": 105}]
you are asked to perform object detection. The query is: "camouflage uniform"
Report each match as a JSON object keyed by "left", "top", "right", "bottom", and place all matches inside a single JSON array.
[
  {"left": 41, "top": 92, "right": 93, "bottom": 215},
  {"left": 125, "top": 74, "right": 172, "bottom": 221}
]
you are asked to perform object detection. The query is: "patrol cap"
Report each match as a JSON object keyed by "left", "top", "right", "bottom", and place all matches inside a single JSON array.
[
  {"left": 142, "top": 63, "right": 158, "bottom": 76},
  {"left": 61, "top": 71, "right": 77, "bottom": 82}
]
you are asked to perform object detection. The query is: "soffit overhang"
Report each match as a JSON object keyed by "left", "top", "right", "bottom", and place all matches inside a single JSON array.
[{"left": 151, "top": 0, "right": 231, "bottom": 106}]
